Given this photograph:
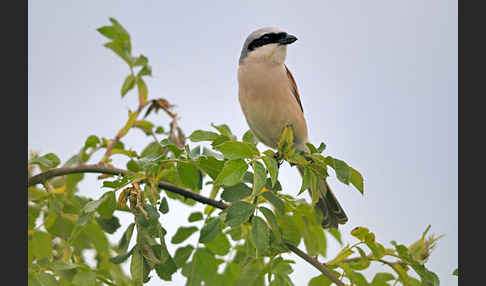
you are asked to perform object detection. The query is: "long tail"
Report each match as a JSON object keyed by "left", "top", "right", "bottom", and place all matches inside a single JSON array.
[{"left": 297, "top": 166, "right": 348, "bottom": 229}]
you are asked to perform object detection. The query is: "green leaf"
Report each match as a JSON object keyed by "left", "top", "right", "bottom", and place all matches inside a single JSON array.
[
  {"left": 348, "top": 246, "right": 371, "bottom": 270},
  {"left": 278, "top": 125, "right": 294, "bottom": 153},
  {"left": 265, "top": 177, "right": 282, "bottom": 192},
  {"left": 258, "top": 206, "right": 282, "bottom": 242},
  {"left": 141, "top": 243, "right": 161, "bottom": 265},
  {"left": 126, "top": 159, "right": 141, "bottom": 172},
  {"left": 234, "top": 259, "right": 265, "bottom": 286},
  {"left": 350, "top": 166, "right": 364, "bottom": 194},
  {"left": 305, "top": 143, "right": 319, "bottom": 154},
  {"left": 84, "top": 135, "right": 100, "bottom": 149},
  {"left": 298, "top": 167, "right": 311, "bottom": 195},
  {"left": 188, "top": 145, "right": 202, "bottom": 160},
  {"left": 121, "top": 74, "right": 136, "bottom": 97},
  {"left": 134, "top": 54, "right": 148, "bottom": 66},
  {"left": 104, "top": 41, "right": 133, "bottom": 66},
  {"left": 329, "top": 157, "right": 351, "bottom": 185},
  {"left": 153, "top": 241, "right": 177, "bottom": 281},
  {"left": 309, "top": 274, "right": 332, "bottom": 286},
  {"left": 72, "top": 270, "right": 96, "bottom": 286},
  {"left": 141, "top": 141, "right": 164, "bottom": 158},
  {"left": 97, "top": 26, "right": 122, "bottom": 40},
  {"left": 214, "top": 141, "right": 260, "bottom": 160},
  {"left": 351, "top": 226, "right": 370, "bottom": 241},
  {"left": 28, "top": 206, "right": 41, "bottom": 230},
  {"left": 106, "top": 18, "right": 130, "bottom": 41},
  {"left": 211, "top": 123, "right": 234, "bottom": 138},
  {"left": 252, "top": 161, "right": 266, "bottom": 195},
  {"left": 160, "top": 139, "right": 184, "bottom": 158},
  {"left": 137, "top": 65, "right": 152, "bottom": 77},
  {"left": 206, "top": 232, "right": 231, "bottom": 256},
  {"left": 174, "top": 245, "right": 194, "bottom": 268},
  {"left": 251, "top": 216, "right": 270, "bottom": 255},
  {"left": 225, "top": 201, "right": 256, "bottom": 227},
  {"left": 199, "top": 217, "right": 222, "bottom": 243},
  {"left": 28, "top": 153, "right": 61, "bottom": 168},
  {"left": 97, "top": 191, "right": 116, "bottom": 218},
  {"left": 328, "top": 228, "right": 343, "bottom": 245},
  {"left": 221, "top": 183, "right": 252, "bottom": 202},
  {"left": 108, "top": 17, "right": 129, "bottom": 33},
  {"left": 177, "top": 161, "right": 200, "bottom": 190},
  {"left": 155, "top": 126, "right": 164, "bottom": 134},
  {"left": 243, "top": 130, "right": 258, "bottom": 145},
  {"left": 118, "top": 223, "right": 135, "bottom": 252},
  {"left": 110, "top": 250, "right": 134, "bottom": 264},
  {"left": 159, "top": 197, "right": 169, "bottom": 214},
  {"left": 287, "top": 151, "right": 309, "bottom": 166},
  {"left": 144, "top": 204, "right": 160, "bottom": 220},
  {"left": 130, "top": 246, "right": 144, "bottom": 286},
  {"left": 171, "top": 226, "right": 198, "bottom": 244},
  {"left": 197, "top": 156, "right": 225, "bottom": 180},
  {"left": 214, "top": 159, "right": 249, "bottom": 187},
  {"left": 188, "top": 212, "right": 203, "bottom": 222},
  {"left": 365, "top": 237, "right": 385, "bottom": 259},
  {"left": 31, "top": 231, "right": 53, "bottom": 259},
  {"left": 102, "top": 176, "right": 133, "bottom": 190},
  {"left": 133, "top": 120, "right": 154, "bottom": 135},
  {"left": 327, "top": 246, "right": 354, "bottom": 266},
  {"left": 262, "top": 156, "right": 279, "bottom": 188},
  {"left": 452, "top": 267, "right": 458, "bottom": 276},
  {"left": 194, "top": 247, "right": 224, "bottom": 282},
  {"left": 261, "top": 191, "right": 285, "bottom": 215},
  {"left": 36, "top": 273, "right": 58, "bottom": 286},
  {"left": 95, "top": 215, "right": 121, "bottom": 234},
  {"left": 189, "top": 130, "right": 220, "bottom": 142},
  {"left": 372, "top": 273, "right": 395, "bottom": 284}
]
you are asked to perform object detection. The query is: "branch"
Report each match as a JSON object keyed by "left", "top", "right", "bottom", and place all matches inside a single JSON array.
[
  {"left": 28, "top": 165, "right": 128, "bottom": 186},
  {"left": 157, "top": 181, "right": 228, "bottom": 210},
  {"left": 285, "top": 243, "right": 345, "bottom": 286},
  {"left": 27, "top": 164, "right": 345, "bottom": 286}
]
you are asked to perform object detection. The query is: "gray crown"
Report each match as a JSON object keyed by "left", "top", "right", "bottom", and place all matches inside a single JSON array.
[{"left": 239, "top": 27, "right": 285, "bottom": 64}]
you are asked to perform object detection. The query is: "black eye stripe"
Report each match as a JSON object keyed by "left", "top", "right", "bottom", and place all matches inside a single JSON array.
[{"left": 248, "top": 32, "right": 287, "bottom": 51}]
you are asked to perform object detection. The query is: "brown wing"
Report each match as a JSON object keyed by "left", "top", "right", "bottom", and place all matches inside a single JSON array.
[{"left": 284, "top": 65, "right": 304, "bottom": 113}]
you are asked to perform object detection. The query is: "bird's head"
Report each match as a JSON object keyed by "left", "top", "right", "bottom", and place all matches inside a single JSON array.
[{"left": 239, "top": 27, "right": 298, "bottom": 65}]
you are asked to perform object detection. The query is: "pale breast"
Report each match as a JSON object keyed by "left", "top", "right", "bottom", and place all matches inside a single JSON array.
[{"left": 238, "top": 62, "right": 308, "bottom": 149}]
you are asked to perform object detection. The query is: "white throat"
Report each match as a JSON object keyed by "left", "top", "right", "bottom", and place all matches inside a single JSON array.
[{"left": 243, "top": 44, "right": 288, "bottom": 65}]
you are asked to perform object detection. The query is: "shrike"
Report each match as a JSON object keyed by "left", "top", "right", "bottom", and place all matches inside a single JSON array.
[{"left": 237, "top": 27, "right": 348, "bottom": 228}]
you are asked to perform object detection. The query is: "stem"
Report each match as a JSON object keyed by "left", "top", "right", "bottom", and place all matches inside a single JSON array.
[
  {"left": 100, "top": 104, "right": 146, "bottom": 163},
  {"left": 285, "top": 243, "right": 345, "bottom": 286},
  {"left": 28, "top": 164, "right": 345, "bottom": 285}
]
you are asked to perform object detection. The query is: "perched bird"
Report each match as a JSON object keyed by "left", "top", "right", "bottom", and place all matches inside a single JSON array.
[{"left": 237, "top": 27, "right": 348, "bottom": 228}]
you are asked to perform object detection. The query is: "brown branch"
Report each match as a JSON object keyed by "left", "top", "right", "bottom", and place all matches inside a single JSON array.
[
  {"left": 27, "top": 164, "right": 345, "bottom": 285},
  {"left": 157, "top": 181, "right": 228, "bottom": 210},
  {"left": 285, "top": 243, "right": 345, "bottom": 286},
  {"left": 28, "top": 165, "right": 128, "bottom": 186}
]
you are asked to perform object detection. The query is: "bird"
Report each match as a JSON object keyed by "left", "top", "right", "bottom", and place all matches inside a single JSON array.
[{"left": 237, "top": 27, "right": 348, "bottom": 228}]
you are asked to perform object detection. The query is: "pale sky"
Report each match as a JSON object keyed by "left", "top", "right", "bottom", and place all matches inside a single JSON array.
[{"left": 28, "top": 1, "right": 457, "bottom": 285}]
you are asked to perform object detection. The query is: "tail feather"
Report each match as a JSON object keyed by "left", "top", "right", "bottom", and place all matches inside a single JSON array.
[
  {"left": 298, "top": 166, "right": 348, "bottom": 229},
  {"left": 317, "top": 179, "right": 348, "bottom": 228}
]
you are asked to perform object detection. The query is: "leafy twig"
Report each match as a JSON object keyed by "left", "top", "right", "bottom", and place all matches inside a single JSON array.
[{"left": 27, "top": 164, "right": 345, "bottom": 285}]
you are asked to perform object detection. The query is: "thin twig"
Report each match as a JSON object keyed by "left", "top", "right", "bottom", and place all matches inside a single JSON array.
[
  {"left": 100, "top": 104, "right": 146, "bottom": 163},
  {"left": 285, "top": 243, "right": 345, "bottom": 286},
  {"left": 27, "top": 164, "right": 345, "bottom": 285}
]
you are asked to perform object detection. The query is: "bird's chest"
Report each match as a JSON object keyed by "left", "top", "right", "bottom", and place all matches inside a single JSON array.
[{"left": 237, "top": 64, "right": 303, "bottom": 148}]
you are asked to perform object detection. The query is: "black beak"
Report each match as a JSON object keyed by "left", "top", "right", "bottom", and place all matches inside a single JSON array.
[{"left": 278, "top": 33, "right": 298, "bottom": 45}]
